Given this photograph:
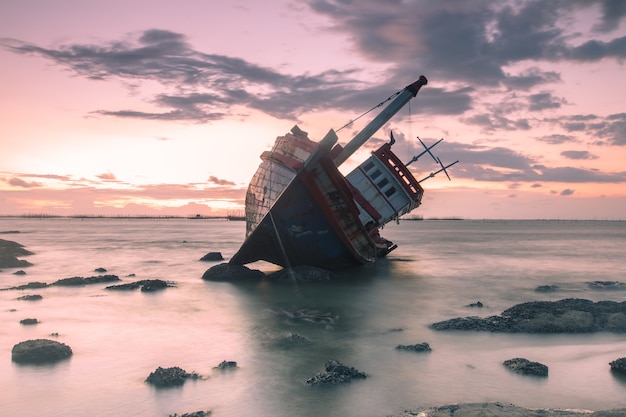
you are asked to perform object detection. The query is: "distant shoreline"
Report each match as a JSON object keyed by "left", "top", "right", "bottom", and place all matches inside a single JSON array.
[{"left": 0, "top": 215, "right": 623, "bottom": 222}]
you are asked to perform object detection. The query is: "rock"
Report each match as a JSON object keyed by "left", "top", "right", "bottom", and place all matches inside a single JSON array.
[
  {"left": 430, "top": 298, "right": 626, "bottom": 333},
  {"left": 276, "top": 333, "right": 313, "bottom": 347},
  {"left": 466, "top": 301, "right": 483, "bottom": 308},
  {"left": 503, "top": 358, "right": 548, "bottom": 376},
  {"left": 5, "top": 281, "right": 48, "bottom": 290},
  {"left": 588, "top": 281, "right": 626, "bottom": 290},
  {"left": 535, "top": 284, "right": 560, "bottom": 292},
  {"left": 94, "top": 267, "right": 107, "bottom": 273},
  {"left": 13, "top": 269, "right": 27, "bottom": 275},
  {"left": 199, "top": 252, "right": 224, "bottom": 261},
  {"left": 271, "top": 307, "right": 337, "bottom": 326},
  {"left": 105, "top": 279, "right": 174, "bottom": 292},
  {"left": 169, "top": 411, "right": 211, "bottom": 417},
  {"left": 11, "top": 339, "right": 72, "bottom": 364},
  {"left": 20, "top": 318, "right": 39, "bottom": 325},
  {"left": 396, "top": 342, "right": 432, "bottom": 353},
  {"left": 52, "top": 274, "right": 120, "bottom": 286},
  {"left": 305, "top": 360, "right": 367, "bottom": 385},
  {"left": 145, "top": 366, "right": 200, "bottom": 387},
  {"left": 214, "top": 360, "right": 237, "bottom": 369},
  {"left": 610, "top": 357, "right": 626, "bottom": 373},
  {"left": 393, "top": 402, "right": 626, "bottom": 417},
  {"left": 265, "top": 266, "right": 335, "bottom": 284},
  {"left": 0, "top": 239, "right": 33, "bottom": 268},
  {"left": 201, "top": 263, "right": 264, "bottom": 281},
  {"left": 17, "top": 294, "right": 42, "bottom": 301}
]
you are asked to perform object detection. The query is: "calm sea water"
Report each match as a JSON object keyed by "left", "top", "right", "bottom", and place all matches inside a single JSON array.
[{"left": 1, "top": 218, "right": 625, "bottom": 417}]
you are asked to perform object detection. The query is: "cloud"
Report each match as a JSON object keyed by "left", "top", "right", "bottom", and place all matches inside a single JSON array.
[
  {"left": 561, "top": 188, "right": 575, "bottom": 196},
  {"left": 7, "top": 177, "right": 42, "bottom": 188},
  {"left": 560, "top": 150, "right": 598, "bottom": 160},
  {"left": 207, "top": 176, "right": 236, "bottom": 186},
  {"left": 306, "top": 0, "right": 626, "bottom": 87},
  {"left": 96, "top": 172, "right": 118, "bottom": 181},
  {"left": 432, "top": 141, "right": 626, "bottom": 183}
]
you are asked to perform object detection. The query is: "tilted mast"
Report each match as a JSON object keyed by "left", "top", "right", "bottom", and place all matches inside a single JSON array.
[{"left": 332, "top": 75, "right": 428, "bottom": 167}]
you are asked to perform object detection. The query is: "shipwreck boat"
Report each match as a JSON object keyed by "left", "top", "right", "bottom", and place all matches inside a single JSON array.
[{"left": 230, "top": 75, "right": 442, "bottom": 270}]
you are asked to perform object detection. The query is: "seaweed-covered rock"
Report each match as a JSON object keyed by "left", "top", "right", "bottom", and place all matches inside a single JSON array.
[
  {"left": 396, "top": 342, "right": 431, "bottom": 353},
  {"left": 200, "top": 252, "right": 224, "bottom": 261},
  {"left": 430, "top": 298, "right": 626, "bottom": 333},
  {"left": 305, "top": 360, "right": 367, "bottom": 385},
  {"left": 146, "top": 366, "right": 200, "bottom": 387},
  {"left": 610, "top": 357, "right": 626, "bottom": 374},
  {"left": 265, "top": 266, "right": 335, "bottom": 284},
  {"left": 201, "top": 263, "right": 264, "bottom": 281},
  {"left": 12, "top": 339, "right": 72, "bottom": 364},
  {"left": 0, "top": 239, "right": 33, "bottom": 268},
  {"left": 214, "top": 360, "right": 237, "bottom": 369},
  {"left": 503, "top": 358, "right": 548, "bottom": 376}
]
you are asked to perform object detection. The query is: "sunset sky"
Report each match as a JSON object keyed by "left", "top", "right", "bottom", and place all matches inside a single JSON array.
[{"left": 1, "top": 0, "right": 625, "bottom": 219}]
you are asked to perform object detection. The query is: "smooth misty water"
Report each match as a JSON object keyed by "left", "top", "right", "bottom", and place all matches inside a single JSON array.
[{"left": 1, "top": 218, "right": 625, "bottom": 417}]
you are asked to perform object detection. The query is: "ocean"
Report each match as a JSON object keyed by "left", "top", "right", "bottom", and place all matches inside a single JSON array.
[{"left": 1, "top": 218, "right": 625, "bottom": 417}]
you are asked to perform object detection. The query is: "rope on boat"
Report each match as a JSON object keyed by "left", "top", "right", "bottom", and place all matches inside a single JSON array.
[{"left": 335, "top": 89, "right": 402, "bottom": 133}]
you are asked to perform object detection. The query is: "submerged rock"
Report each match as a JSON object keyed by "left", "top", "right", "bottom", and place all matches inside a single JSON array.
[
  {"left": 393, "top": 402, "right": 626, "bottom": 417},
  {"left": 12, "top": 339, "right": 73, "bottom": 364},
  {"left": 201, "top": 263, "right": 264, "bottom": 281},
  {"left": 305, "top": 360, "right": 367, "bottom": 385},
  {"left": 199, "top": 252, "right": 224, "bottom": 261},
  {"left": 396, "top": 342, "right": 432, "bottom": 353},
  {"left": 503, "top": 358, "right": 548, "bottom": 376},
  {"left": 146, "top": 366, "right": 200, "bottom": 387},
  {"left": 265, "top": 266, "right": 335, "bottom": 284},
  {"left": 430, "top": 298, "right": 626, "bottom": 333}
]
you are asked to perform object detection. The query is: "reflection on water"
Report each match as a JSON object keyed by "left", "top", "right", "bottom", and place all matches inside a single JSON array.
[{"left": 1, "top": 218, "right": 626, "bottom": 416}]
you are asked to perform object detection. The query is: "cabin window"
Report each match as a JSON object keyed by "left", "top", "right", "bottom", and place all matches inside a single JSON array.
[
  {"left": 371, "top": 169, "right": 382, "bottom": 180},
  {"left": 385, "top": 187, "right": 396, "bottom": 197},
  {"left": 363, "top": 161, "right": 375, "bottom": 171},
  {"left": 377, "top": 178, "right": 389, "bottom": 188}
]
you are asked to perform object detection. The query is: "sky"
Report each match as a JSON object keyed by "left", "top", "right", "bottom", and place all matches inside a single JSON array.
[{"left": 1, "top": 0, "right": 625, "bottom": 220}]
